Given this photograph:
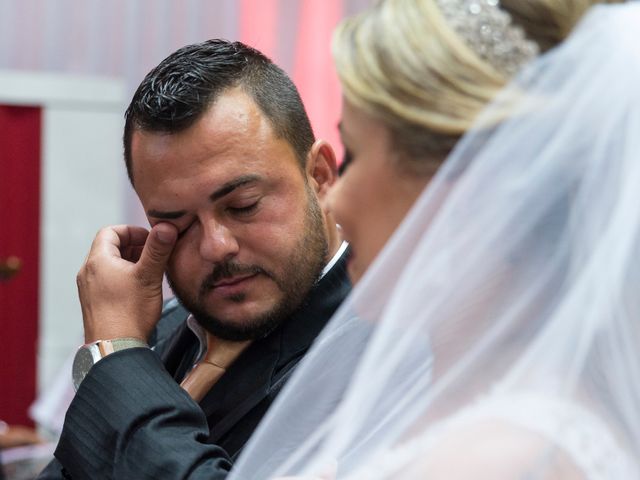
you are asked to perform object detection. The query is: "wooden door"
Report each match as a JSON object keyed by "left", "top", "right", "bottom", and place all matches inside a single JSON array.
[{"left": 0, "top": 105, "right": 41, "bottom": 426}]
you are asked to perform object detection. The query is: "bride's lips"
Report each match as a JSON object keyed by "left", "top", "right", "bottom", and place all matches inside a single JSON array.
[
  {"left": 345, "top": 249, "right": 362, "bottom": 283},
  {"left": 346, "top": 248, "right": 355, "bottom": 268}
]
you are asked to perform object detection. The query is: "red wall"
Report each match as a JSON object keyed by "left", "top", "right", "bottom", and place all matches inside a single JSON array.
[{"left": 0, "top": 105, "right": 41, "bottom": 426}]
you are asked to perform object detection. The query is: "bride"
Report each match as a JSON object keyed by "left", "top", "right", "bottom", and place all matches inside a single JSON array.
[{"left": 229, "top": 0, "right": 640, "bottom": 478}]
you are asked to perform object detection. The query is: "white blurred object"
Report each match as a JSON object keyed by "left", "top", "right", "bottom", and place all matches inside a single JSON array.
[
  {"left": 1, "top": 443, "right": 56, "bottom": 480},
  {"left": 29, "top": 350, "right": 75, "bottom": 437}
]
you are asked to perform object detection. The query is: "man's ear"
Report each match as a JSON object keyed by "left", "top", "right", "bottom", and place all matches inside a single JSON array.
[{"left": 305, "top": 140, "right": 338, "bottom": 199}]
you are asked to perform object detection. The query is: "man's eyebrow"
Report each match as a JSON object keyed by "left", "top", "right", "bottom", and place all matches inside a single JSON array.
[{"left": 210, "top": 174, "right": 261, "bottom": 202}]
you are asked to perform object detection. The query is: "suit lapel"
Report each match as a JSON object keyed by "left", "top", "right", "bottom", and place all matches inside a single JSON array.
[
  {"left": 158, "top": 321, "right": 200, "bottom": 380},
  {"left": 201, "top": 335, "right": 281, "bottom": 443}
]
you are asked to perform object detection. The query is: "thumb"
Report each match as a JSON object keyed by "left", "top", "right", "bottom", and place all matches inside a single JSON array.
[{"left": 136, "top": 223, "right": 178, "bottom": 285}]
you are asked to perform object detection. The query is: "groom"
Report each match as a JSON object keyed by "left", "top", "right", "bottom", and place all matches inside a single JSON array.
[{"left": 39, "top": 39, "right": 349, "bottom": 479}]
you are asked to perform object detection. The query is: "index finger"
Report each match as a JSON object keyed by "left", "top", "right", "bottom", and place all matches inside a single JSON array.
[{"left": 92, "top": 225, "right": 151, "bottom": 259}]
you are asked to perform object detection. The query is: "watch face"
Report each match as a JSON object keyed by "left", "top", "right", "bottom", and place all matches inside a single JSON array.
[{"left": 72, "top": 346, "right": 95, "bottom": 391}]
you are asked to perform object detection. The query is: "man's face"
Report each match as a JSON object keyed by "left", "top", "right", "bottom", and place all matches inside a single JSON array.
[{"left": 131, "top": 88, "right": 329, "bottom": 340}]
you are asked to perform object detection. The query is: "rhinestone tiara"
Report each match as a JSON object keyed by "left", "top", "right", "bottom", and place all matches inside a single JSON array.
[{"left": 435, "top": 0, "right": 539, "bottom": 75}]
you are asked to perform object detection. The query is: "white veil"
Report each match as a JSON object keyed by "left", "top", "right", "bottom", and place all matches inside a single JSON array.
[{"left": 230, "top": 3, "right": 640, "bottom": 478}]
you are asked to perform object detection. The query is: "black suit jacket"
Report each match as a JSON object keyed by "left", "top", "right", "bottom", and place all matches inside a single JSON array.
[{"left": 39, "top": 249, "right": 350, "bottom": 479}]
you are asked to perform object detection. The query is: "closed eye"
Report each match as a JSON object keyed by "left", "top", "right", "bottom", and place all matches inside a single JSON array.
[
  {"left": 228, "top": 201, "right": 259, "bottom": 216},
  {"left": 339, "top": 149, "right": 353, "bottom": 175},
  {"left": 177, "top": 221, "right": 195, "bottom": 239}
]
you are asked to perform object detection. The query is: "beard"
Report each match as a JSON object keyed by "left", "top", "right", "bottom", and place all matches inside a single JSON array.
[{"left": 167, "top": 185, "right": 329, "bottom": 341}]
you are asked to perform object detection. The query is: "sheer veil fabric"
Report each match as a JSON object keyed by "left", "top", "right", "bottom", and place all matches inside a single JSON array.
[{"left": 230, "top": 3, "right": 640, "bottom": 478}]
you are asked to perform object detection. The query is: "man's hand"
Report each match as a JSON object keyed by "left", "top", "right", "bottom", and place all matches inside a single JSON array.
[{"left": 77, "top": 223, "right": 178, "bottom": 343}]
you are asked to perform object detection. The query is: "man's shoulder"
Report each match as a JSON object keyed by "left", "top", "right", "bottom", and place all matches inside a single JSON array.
[{"left": 148, "top": 297, "right": 190, "bottom": 347}]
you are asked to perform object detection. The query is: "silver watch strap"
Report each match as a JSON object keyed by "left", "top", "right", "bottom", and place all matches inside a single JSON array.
[{"left": 96, "top": 337, "right": 149, "bottom": 356}]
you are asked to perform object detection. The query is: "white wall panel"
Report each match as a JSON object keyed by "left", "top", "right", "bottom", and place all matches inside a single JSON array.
[{"left": 39, "top": 104, "right": 125, "bottom": 393}]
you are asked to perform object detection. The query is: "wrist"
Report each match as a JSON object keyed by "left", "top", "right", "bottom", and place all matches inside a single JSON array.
[
  {"left": 72, "top": 337, "right": 149, "bottom": 391},
  {"left": 87, "top": 337, "right": 148, "bottom": 356},
  {"left": 84, "top": 328, "right": 148, "bottom": 344}
]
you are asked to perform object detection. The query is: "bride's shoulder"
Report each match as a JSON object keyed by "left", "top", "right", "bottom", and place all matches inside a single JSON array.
[
  {"left": 399, "top": 415, "right": 583, "bottom": 479},
  {"left": 361, "top": 392, "right": 635, "bottom": 480},
  {"left": 349, "top": 402, "right": 578, "bottom": 479}
]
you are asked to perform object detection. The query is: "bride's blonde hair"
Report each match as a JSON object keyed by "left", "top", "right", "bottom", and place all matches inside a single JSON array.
[{"left": 332, "top": 0, "right": 620, "bottom": 174}]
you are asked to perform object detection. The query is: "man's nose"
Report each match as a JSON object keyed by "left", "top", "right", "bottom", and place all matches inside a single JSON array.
[{"left": 199, "top": 218, "right": 239, "bottom": 264}]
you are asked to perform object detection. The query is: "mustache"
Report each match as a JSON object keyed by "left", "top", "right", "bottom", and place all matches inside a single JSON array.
[{"left": 200, "top": 261, "right": 268, "bottom": 292}]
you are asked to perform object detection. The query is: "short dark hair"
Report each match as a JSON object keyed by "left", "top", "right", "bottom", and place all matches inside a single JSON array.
[{"left": 123, "top": 39, "right": 315, "bottom": 184}]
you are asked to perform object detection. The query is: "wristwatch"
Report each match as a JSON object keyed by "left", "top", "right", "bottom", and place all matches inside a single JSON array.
[{"left": 72, "top": 338, "right": 148, "bottom": 391}]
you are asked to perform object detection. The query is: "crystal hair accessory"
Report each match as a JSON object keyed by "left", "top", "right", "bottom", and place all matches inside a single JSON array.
[{"left": 435, "top": 0, "right": 539, "bottom": 75}]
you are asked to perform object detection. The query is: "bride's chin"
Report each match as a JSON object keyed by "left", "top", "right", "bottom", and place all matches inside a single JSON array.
[{"left": 347, "top": 255, "right": 365, "bottom": 285}]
